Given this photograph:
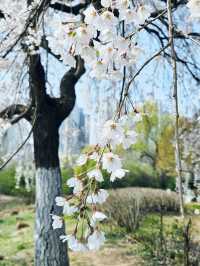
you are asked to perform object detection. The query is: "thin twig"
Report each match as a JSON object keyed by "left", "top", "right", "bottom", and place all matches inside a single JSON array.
[
  {"left": 116, "top": 43, "right": 170, "bottom": 118},
  {"left": 176, "top": 29, "right": 200, "bottom": 47},
  {"left": 0, "top": 107, "right": 37, "bottom": 171},
  {"left": 117, "top": 21, "right": 127, "bottom": 118},
  {"left": 126, "top": 44, "right": 170, "bottom": 92},
  {"left": 167, "top": 0, "right": 184, "bottom": 217},
  {"left": 126, "top": 9, "right": 167, "bottom": 39}
]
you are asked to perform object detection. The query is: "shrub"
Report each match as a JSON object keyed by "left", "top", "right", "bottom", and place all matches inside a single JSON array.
[
  {"left": 0, "top": 166, "right": 34, "bottom": 201},
  {"left": 103, "top": 187, "right": 179, "bottom": 232},
  {"left": 0, "top": 166, "right": 73, "bottom": 200}
]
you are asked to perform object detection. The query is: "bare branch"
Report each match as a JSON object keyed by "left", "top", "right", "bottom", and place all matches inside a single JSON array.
[
  {"left": 49, "top": 2, "right": 88, "bottom": 15},
  {"left": 0, "top": 104, "right": 31, "bottom": 123},
  {"left": 117, "top": 43, "right": 170, "bottom": 116},
  {"left": 0, "top": 106, "right": 37, "bottom": 171}
]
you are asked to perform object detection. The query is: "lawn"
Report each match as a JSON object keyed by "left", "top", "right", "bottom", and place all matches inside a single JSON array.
[
  {"left": 0, "top": 194, "right": 200, "bottom": 266},
  {"left": 0, "top": 195, "right": 142, "bottom": 266}
]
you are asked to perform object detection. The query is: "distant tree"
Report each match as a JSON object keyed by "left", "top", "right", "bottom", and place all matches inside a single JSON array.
[{"left": 134, "top": 102, "right": 176, "bottom": 187}]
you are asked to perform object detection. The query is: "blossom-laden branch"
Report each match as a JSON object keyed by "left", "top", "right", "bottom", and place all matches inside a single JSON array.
[
  {"left": 167, "top": 0, "right": 184, "bottom": 216},
  {"left": 52, "top": 113, "right": 141, "bottom": 251}
]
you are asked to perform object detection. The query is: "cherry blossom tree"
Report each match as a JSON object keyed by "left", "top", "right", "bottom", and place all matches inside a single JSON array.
[{"left": 0, "top": 0, "right": 200, "bottom": 265}]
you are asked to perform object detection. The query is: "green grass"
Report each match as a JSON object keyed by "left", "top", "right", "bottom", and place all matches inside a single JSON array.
[
  {"left": 0, "top": 198, "right": 138, "bottom": 266},
  {"left": 0, "top": 204, "right": 34, "bottom": 266},
  {"left": 1, "top": 196, "right": 200, "bottom": 266}
]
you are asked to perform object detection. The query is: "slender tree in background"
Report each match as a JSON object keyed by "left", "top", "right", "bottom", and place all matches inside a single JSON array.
[
  {"left": 167, "top": 0, "right": 184, "bottom": 216},
  {"left": 0, "top": 0, "right": 200, "bottom": 265}
]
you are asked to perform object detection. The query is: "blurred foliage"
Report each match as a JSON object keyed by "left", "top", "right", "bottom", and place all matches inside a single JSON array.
[
  {"left": 103, "top": 187, "right": 179, "bottom": 233},
  {"left": 61, "top": 167, "right": 73, "bottom": 195},
  {"left": 185, "top": 202, "right": 200, "bottom": 215},
  {"left": 0, "top": 165, "right": 73, "bottom": 200},
  {"left": 0, "top": 166, "right": 34, "bottom": 202},
  {"left": 134, "top": 102, "right": 176, "bottom": 186}
]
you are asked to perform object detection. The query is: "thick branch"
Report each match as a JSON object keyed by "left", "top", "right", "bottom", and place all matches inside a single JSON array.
[
  {"left": 29, "top": 53, "right": 47, "bottom": 106},
  {"left": 57, "top": 56, "right": 85, "bottom": 121},
  {"left": 0, "top": 10, "right": 4, "bottom": 19},
  {"left": 50, "top": 2, "right": 88, "bottom": 15},
  {"left": 60, "top": 56, "right": 85, "bottom": 99},
  {"left": 0, "top": 104, "right": 31, "bottom": 124}
]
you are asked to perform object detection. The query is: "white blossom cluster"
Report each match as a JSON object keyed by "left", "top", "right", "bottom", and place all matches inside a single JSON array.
[
  {"left": 45, "top": 1, "right": 153, "bottom": 80},
  {"left": 52, "top": 113, "right": 141, "bottom": 252},
  {"left": 187, "top": 0, "right": 200, "bottom": 19},
  {"left": 0, "top": 0, "right": 42, "bottom": 55}
]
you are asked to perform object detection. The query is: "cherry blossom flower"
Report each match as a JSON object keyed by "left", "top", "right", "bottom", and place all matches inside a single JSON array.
[
  {"left": 101, "top": 0, "right": 112, "bottom": 8},
  {"left": 91, "top": 211, "right": 107, "bottom": 226},
  {"left": 101, "top": 11, "right": 119, "bottom": 29},
  {"left": 121, "top": 131, "right": 137, "bottom": 149},
  {"left": 63, "top": 202, "right": 78, "bottom": 216},
  {"left": 116, "top": 0, "right": 130, "bottom": 10},
  {"left": 56, "top": 196, "right": 78, "bottom": 216},
  {"left": 187, "top": 0, "right": 200, "bottom": 19},
  {"left": 101, "top": 120, "right": 124, "bottom": 147},
  {"left": 83, "top": 5, "right": 101, "bottom": 27},
  {"left": 87, "top": 230, "right": 105, "bottom": 250},
  {"left": 76, "top": 154, "right": 88, "bottom": 166},
  {"left": 52, "top": 215, "right": 63, "bottom": 229},
  {"left": 87, "top": 168, "right": 104, "bottom": 182},
  {"left": 134, "top": 5, "right": 152, "bottom": 25},
  {"left": 102, "top": 152, "right": 122, "bottom": 173},
  {"left": 55, "top": 196, "right": 66, "bottom": 206},
  {"left": 120, "top": 9, "right": 137, "bottom": 24},
  {"left": 67, "top": 177, "right": 83, "bottom": 195},
  {"left": 87, "top": 189, "right": 109, "bottom": 204},
  {"left": 110, "top": 168, "right": 129, "bottom": 182},
  {"left": 61, "top": 235, "right": 87, "bottom": 251}
]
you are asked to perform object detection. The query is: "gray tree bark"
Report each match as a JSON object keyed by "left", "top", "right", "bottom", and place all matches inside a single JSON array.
[{"left": 35, "top": 167, "right": 69, "bottom": 266}]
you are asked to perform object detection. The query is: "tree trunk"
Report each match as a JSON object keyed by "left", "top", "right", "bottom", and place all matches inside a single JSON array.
[
  {"left": 35, "top": 168, "right": 68, "bottom": 266},
  {"left": 33, "top": 101, "right": 69, "bottom": 266}
]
